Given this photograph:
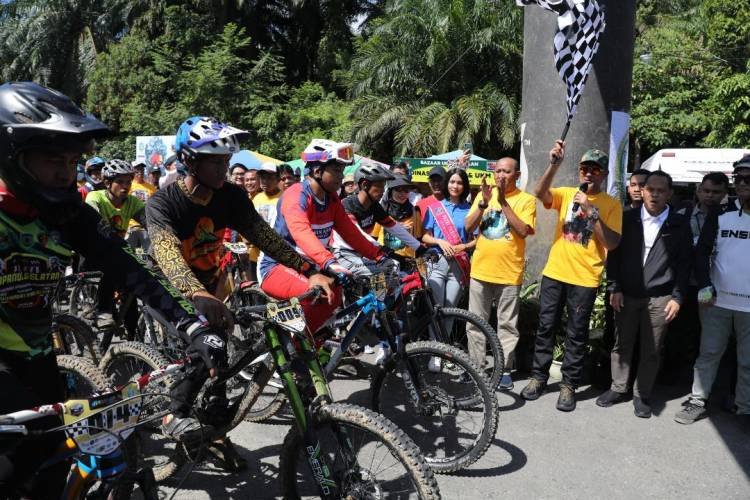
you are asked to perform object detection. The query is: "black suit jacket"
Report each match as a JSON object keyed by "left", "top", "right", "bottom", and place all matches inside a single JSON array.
[{"left": 607, "top": 208, "right": 692, "bottom": 303}]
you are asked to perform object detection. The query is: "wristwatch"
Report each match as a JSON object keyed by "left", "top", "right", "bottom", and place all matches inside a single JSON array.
[
  {"left": 478, "top": 201, "right": 489, "bottom": 210},
  {"left": 589, "top": 206, "right": 600, "bottom": 222}
]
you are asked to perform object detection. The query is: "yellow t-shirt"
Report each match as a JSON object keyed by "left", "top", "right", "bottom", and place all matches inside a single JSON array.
[
  {"left": 128, "top": 180, "right": 156, "bottom": 229},
  {"left": 542, "top": 187, "right": 622, "bottom": 288},
  {"left": 249, "top": 190, "right": 282, "bottom": 262},
  {"left": 469, "top": 188, "right": 536, "bottom": 285},
  {"left": 372, "top": 210, "right": 423, "bottom": 258}
]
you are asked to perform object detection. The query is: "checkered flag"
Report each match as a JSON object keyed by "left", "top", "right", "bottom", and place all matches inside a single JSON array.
[{"left": 517, "top": 0, "right": 605, "bottom": 138}]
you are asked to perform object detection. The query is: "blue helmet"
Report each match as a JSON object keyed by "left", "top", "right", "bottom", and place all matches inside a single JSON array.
[
  {"left": 85, "top": 156, "right": 105, "bottom": 172},
  {"left": 175, "top": 116, "right": 249, "bottom": 161}
]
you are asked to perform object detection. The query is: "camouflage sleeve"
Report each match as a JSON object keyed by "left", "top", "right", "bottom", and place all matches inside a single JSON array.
[{"left": 144, "top": 191, "right": 206, "bottom": 297}]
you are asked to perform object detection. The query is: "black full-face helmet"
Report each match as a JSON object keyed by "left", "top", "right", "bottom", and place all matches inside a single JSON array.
[{"left": 0, "top": 82, "right": 109, "bottom": 221}]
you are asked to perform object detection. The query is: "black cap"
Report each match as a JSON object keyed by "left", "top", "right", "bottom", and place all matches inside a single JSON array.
[
  {"left": 734, "top": 154, "right": 750, "bottom": 172},
  {"left": 388, "top": 173, "right": 416, "bottom": 190},
  {"left": 428, "top": 165, "right": 446, "bottom": 179}
]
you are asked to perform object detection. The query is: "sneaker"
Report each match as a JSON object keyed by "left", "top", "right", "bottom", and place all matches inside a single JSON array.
[
  {"left": 207, "top": 437, "right": 247, "bottom": 472},
  {"left": 596, "top": 390, "right": 627, "bottom": 408},
  {"left": 633, "top": 396, "right": 652, "bottom": 418},
  {"left": 374, "top": 343, "right": 391, "bottom": 366},
  {"left": 521, "top": 379, "right": 547, "bottom": 401},
  {"left": 428, "top": 356, "right": 442, "bottom": 373},
  {"left": 674, "top": 397, "right": 707, "bottom": 424},
  {"left": 96, "top": 312, "right": 114, "bottom": 329},
  {"left": 556, "top": 384, "right": 576, "bottom": 412},
  {"left": 497, "top": 373, "right": 514, "bottom": 391},
  {"left": 161, "top": 414, "right": 212, "bottom": 442}
]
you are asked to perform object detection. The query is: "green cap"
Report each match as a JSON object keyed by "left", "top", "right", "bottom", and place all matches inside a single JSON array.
[{"left": 580, "top": 149, "right": 609, "bottom": 169}]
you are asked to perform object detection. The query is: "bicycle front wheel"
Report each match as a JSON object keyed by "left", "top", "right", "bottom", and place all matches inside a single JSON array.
[
  {"left": 279, "top": 402, "right": 440, "bottom": 499},
  {"left": 371, "top": 340, "right": 498, "bottom": 473}
]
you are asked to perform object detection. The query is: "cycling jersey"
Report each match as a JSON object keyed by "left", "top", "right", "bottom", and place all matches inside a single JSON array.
[
  {"left": 85, "top": 190, "right": 146, "bottom": 237},
  {"left": 147, "top": 177, "right": 308, "bottom": 297},
  {"left": 0, "top": 183, "right": 200, "bottom": 359},
  {"left": 260, "top": 180, "right": 383, "bottom": 334},
  {"left": 259, "top": 181, "right": 381, "bottom": 278},
  {"left": 332, "top": 193, "right": 421, "bottom": 253}
]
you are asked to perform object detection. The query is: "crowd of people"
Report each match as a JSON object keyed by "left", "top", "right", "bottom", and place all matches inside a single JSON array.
[{"left": 0, "top": 81, "right": 747, "bottom": 496}]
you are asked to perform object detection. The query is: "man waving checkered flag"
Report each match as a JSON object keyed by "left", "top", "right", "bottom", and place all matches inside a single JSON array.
[{"left": 517, "top": 0, "right": 606, "bottom": 138}]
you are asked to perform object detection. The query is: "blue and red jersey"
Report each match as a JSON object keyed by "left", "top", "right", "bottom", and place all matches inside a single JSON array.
[{"left": 260, "top": 180, "right": 382, "bottom": 278}]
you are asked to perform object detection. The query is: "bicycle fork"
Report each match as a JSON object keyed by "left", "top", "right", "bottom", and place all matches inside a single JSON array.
[{"left": 264, "top": 327, "right": 342, "bottom": 499}]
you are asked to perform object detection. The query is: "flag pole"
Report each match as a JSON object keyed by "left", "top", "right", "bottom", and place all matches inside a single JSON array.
[{"left": 560, "top": 118, "right": 571, "bottom": 142}]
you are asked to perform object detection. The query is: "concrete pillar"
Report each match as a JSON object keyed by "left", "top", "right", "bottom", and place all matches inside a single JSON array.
[{"left": 519, "top": 0, "right": 636, "bottom": 281}]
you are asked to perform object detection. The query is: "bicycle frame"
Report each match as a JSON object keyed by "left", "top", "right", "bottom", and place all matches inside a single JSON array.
[{"left": 323, "top": 289, "right": 429, "bottom": 412}]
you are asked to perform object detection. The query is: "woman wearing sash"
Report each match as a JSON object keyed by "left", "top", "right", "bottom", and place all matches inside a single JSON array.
[{"left": 422, "top": 168, "right": 475, "bottom": 316}]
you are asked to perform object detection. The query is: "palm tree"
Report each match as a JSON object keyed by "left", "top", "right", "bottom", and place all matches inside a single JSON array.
[
  {"left": 0, "top": 0, "right": 131, "bottom": 101},
  {"left": 348, "top": 0, "right": 523, "bottom": 158}
]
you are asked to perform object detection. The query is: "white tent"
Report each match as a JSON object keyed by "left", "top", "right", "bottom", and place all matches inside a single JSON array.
[{"left": 641, "top": 148, "right": 750, "bottom": 184}]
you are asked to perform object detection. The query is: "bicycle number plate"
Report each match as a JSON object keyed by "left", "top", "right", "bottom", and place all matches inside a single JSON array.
[
  {"left": 266, "top": 298, "right": 306, "bottom": 334},
  {"left": 369, "top": 272, "right": 388, "bottom": 299},
  {"left": 62, "top": 382, "right": 142, "bottom": 456},
  {"left": 223, "top": 241, "right": 248, "bottom": 255}
]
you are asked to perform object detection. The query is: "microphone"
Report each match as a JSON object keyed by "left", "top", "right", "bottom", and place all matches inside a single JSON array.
[{"left": 571, "top": 182, "right": 589, "bottom": 213}]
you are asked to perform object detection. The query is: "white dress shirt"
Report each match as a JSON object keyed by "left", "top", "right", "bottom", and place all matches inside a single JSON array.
[{"left": 642, "top": 205, "right": 670, "bottom": 264}]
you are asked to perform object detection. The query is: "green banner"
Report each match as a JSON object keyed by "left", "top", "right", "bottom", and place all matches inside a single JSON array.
[{"left": 395, "top": 157, "right": 497, "bottom": 186}]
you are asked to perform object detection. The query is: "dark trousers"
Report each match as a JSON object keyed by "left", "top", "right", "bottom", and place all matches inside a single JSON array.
[
  {"left": 0, "top": 352, "right": 68, "bottom": 498},
  {"left": 532, "top": 276, "right": 597, "bottom": 388},
  {"left": 611, "top": 295, "right": 671, "bottom": 399}
]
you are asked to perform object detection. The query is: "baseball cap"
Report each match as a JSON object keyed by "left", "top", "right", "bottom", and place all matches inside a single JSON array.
[
  {"left": 388, "top": 174, "right": 416, "bottom": 190},
  {"left": 579, "top": 149, "right": 609, "bottom": 169},
  {"left": 428, "top": 165, "right": 447, "bottom": 178},
  {"left": 733, "top": 154, "right": 750, "bottom": 172},
  {"left": 131, "top": 160, "right": 147, "bottom": 170}
]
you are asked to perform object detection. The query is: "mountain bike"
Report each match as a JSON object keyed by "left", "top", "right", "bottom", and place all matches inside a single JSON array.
[
  {"left": 99, "top": 288, "right": 441, "bottom": 498},
  {"left": 0, "top": 356, "right": 157, "bottom": 499}
]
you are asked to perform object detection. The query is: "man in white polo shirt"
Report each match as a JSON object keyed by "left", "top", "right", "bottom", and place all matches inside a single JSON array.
[{"left": 675, "top": 156, "right": 750, "bottom": 424}]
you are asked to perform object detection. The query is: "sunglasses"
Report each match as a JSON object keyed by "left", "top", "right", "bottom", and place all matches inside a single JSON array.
[
  {"left": 579, "top": 165, "right": 603, "bottom": 175},
  {"left": 733, "top": 174, "right": 750, "bottom": 185}
]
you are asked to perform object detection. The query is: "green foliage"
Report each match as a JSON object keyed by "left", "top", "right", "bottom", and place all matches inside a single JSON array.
[
  {"left": 347, "top": 0, "right": 522, "bottom": 159},
  {"left": 251, "top": 82, "right": 353, "bottom": 160},
  {"left": 632, "top": 0, "right": 750, "bottom": 154}
]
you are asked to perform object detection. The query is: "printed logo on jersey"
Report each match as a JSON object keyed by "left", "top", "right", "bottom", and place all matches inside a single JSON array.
[
  {"left": 480, "top": 209, "right": 511, "bottom": 241},
  {"left": 0, "top": 253, "right": 65, "bottom": 309},
  {"left": 183, "top": 217, "right": 223, "bottom": 272},
  {"left": 562, "top": 202, "right": 594, "bottom": 247},
  {"left": 310, "top": 222, "right": 334, "bottom": 245}
]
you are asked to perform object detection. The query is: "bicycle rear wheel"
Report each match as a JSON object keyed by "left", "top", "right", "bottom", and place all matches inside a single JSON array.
[
  {"left": 99, "top": 342, "right": 183, "bottom": 482},
  {"left": 279, "top": 402, "right": 440, "bottom": 499},
  {"left": 371, "top": 341, "right": 498, "bottom": 473}
]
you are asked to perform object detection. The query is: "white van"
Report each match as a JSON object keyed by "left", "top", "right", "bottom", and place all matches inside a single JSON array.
[{"left": 641, "top": 148, "right": 750, "bottom": 185}]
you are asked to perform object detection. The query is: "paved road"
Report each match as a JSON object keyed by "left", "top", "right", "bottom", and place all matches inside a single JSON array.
[{"left": 157, "top": 371, "right": 750, "bottom": 499}]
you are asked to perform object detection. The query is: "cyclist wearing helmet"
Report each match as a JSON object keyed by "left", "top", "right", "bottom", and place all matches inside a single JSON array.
[
  {"left": 85, "top": 159, "right": 148, "bottom": 329},
  {"left": 77, "top": 155, "right": 105, "bottom": 199},
  {"left": 146, "top": 119, "right": 332, "bottom": 464},
  {"left": 127, "top": 160, "right": 155, "bottom": 253},
  {"left": 259, "top": 139, "right": 389, "bottom": 334},
  {"left": 0, "top": 82, "right": 223, "bottom": 496},
  {"left": 333, "top": 162, "right": 425, "bottom": 274},
  {"left": 86, "top": 159, "right": 146, "bottom": 238}
]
